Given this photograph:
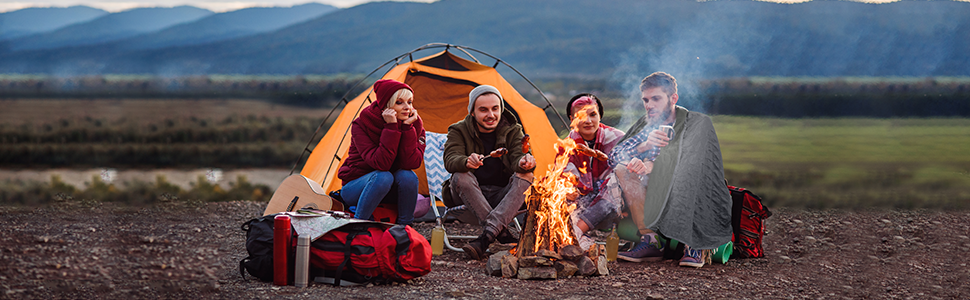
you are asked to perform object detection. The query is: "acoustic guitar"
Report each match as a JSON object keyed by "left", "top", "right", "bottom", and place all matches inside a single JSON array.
[{"left": 263, "top": 175, "right": 344, "bottom": 216}]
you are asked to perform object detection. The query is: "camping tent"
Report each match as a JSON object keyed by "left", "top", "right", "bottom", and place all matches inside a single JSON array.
[{"left": 297, "top": 44, "right": 566, "bottom": 196}]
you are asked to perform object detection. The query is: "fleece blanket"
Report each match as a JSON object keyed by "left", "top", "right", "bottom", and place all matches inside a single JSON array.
[{"left": 640, "top": 106, "right": 733, "bottom": 250}]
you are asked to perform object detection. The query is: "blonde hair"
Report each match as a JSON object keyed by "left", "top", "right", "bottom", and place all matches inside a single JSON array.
[{"left": 386, "top": 88, "right": 414, "bottom": 108}]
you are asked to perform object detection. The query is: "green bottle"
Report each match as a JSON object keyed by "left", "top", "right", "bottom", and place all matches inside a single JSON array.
[
  {"left": 431, "top": 220, "right": 445, "bottom": 256},
  {"left": 606, "top": 224, "right": 619, "bottom": 262}
]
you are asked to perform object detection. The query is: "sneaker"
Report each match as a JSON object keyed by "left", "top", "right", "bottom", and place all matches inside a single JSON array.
[
  {"left": 462, "top": 231, "right": 493, "bottom": 260},
  {"left": 679, "top": 245, "right": 705, "bottom": 268},
  {"left": 617, "top": 234, "right": 665, "bottom": 262}
]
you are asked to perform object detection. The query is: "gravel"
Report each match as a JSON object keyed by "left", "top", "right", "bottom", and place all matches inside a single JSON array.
[{"left": 1, "top": 202, "right": 968, "bottom": 299}]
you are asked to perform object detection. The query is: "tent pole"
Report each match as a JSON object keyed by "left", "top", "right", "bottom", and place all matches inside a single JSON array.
[
  {"left": 291, "top": 43, "right": 570, "bottom": 180},
  {"left": 458, "top": 46, "right": 569, "bottom": 130}
]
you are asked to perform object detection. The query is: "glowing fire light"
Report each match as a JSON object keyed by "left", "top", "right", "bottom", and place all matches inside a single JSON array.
[{"left": 523, "top": 105, "right": 597, "bottom": 253}]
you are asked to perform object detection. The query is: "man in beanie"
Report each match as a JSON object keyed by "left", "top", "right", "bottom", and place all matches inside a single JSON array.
[{"left": 442, "top": 84, "right": 536, "bottom": 260}]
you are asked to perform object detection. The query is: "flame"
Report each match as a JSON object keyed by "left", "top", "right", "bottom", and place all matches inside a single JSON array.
[{"left": 522, "top": 105, "right": 596, "bottom": 253}]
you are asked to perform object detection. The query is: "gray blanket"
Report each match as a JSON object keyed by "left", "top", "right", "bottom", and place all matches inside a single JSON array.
[{"left": 641, "top": 106, "right": 732, "bottom": 250}]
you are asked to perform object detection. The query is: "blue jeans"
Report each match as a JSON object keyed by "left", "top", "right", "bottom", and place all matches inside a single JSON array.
[{"left": 340, "top": 169, "right": 418, "bottom": 225}]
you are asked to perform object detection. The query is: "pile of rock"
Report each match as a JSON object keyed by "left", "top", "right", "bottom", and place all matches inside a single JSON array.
[{"left": 486, "top": 244, "right": 609, "bottom": 280}]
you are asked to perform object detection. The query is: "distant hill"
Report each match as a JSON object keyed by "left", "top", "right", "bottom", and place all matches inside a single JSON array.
[
  {"left": 7, "top": 6, "right": 213, "bottom": 51},
  {"left": 118, "top": 3, "right": 338, "bottom": 50},
  {"left": 0, "top": 6, "right": 108, "bottom": 40},
  {"left": 2, "top": 0, "right": 969, "bottom": 78}
]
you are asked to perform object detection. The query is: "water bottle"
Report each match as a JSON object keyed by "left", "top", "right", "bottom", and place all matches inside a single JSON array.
[
  {"left": 431, "top": 220, "right": 445, "bottom": 256},
  {"left": 295, "top": 236, "right": 310, "bottom": 287},
  {"left": 606, "top": 224, "right": 619, "bottom": 262},
  {"left": 273, "top": 215, "right": 291, "bottom": 286}
]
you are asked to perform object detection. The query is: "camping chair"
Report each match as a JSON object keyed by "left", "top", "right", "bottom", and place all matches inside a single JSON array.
[
  {"left": 424, "top": 132, "right": 475, "bottom": 251},
  {"left": 424, "top": 132, "right": 523, "bottom": 252}
]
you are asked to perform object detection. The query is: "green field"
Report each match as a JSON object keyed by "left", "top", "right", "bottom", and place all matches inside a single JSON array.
[{"left": 712, "top": 116, "right": 970, "bottom": 209}]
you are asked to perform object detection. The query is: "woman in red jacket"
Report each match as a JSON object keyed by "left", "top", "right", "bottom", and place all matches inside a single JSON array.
[{"left": 337, "top": 79, "right": 426, "bottom": 225}]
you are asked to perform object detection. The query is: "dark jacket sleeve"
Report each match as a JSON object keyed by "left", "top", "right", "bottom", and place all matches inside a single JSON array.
[
  {"left": 397, "top": 123, "right": 425, "bottom": 170},
  {"left": 353, "top": 122, "right": 401, "bottom": 171},
  {"left": 443, "top": 124, "right": 470, "bottom": 173},
  {"left": 503, "top": 124, "right": 534, "bottom": 174}
]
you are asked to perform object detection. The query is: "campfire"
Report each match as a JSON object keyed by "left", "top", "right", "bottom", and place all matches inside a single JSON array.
[{"left": 485, "top": 105, "right": 610, "bottom": 279}]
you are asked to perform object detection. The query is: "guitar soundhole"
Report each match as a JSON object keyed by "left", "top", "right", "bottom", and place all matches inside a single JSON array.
[{"left": 301, "top": 203, "right": 319, "bottom": 210}]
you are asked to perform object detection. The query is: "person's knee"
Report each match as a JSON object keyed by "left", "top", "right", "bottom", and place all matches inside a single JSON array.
[
  {"left": 369, "top": 171, "right": 394, "bottom": 189},
  {"left": 451, "top": 172, "right": 477, "bottom": 186},
  {"left": 514, "top": 172, "right": 533, "bottom": 182},
  {"left": 393, "top": 169, "right": 418, "bottom": 185}
]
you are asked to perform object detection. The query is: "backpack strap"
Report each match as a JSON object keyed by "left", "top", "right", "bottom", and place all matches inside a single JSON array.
[
  {"left": 331, "top": 231, "right": 359, "bottom": 286},
  {"left": 238, "top": 218, "right": 257, "bottom": 280},
  {"left": 239, "top": 257, "right": 248, "bottom": 280}
]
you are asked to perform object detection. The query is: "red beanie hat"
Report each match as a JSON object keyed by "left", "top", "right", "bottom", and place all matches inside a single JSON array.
[{"left": 373, "top": 79, "right": 412, "bottom": 108}]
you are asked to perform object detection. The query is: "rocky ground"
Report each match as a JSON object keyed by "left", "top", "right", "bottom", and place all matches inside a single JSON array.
[{"left": 1, "top": 201, "right": 968, "bottom": 299}]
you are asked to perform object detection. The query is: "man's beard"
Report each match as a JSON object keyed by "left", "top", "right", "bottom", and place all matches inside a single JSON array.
[{"left": 646, "top": 104, "right": 673, "bottom": 127}]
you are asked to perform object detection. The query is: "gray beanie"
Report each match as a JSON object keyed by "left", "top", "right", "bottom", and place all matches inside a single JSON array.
[{"left": 468, "top": 85, "right": 503, "bottom": 112}]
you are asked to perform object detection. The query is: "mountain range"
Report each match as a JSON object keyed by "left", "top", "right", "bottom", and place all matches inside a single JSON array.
[
  {"left": 1, "top": 0, "right": 968, "bottom": 78},
  {"left": 0, "top": 6, "right": 108, "bottom": 40},
  {"left": 7, "top": 6, "right": 214, "bottom": 51}
]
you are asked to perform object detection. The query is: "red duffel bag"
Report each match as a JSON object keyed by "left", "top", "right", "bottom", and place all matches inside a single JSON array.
[{"left": 378, "top": 224, "right": 432, "bottom": 281}]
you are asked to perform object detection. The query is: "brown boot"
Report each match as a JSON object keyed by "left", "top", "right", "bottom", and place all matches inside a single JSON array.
[
  {"left": 494, "top": 227, "right": 519, "bottom": 244},
  {"left": 462, "top": 231, "right": 494, "bottom": 260}
]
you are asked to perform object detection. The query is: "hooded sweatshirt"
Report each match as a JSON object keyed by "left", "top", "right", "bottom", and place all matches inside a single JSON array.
[{"left": 337, "top": 79, "right": 426, "bottom": 184}]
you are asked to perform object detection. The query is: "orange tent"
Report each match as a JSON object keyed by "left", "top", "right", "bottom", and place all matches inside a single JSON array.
[{"left": 297, "top": 44, "right": 565, "bottom": 196}]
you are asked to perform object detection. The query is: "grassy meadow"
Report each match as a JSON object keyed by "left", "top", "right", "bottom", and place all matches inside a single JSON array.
[{"left": 712, "top": 116, "right": 970, "bottom": 209}]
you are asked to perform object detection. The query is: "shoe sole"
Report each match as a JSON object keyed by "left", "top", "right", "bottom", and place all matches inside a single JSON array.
[
  {"left": 462, "top": 244, "right": 483, "bottom": 260},
  {"left": 617, "top": 255, "right": 663, "bottom": 263},
  {"left": 679, "top": 261, "right": 704, "bottom": 268}
]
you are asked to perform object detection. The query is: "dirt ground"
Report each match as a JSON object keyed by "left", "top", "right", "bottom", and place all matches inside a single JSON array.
[{"left": 1, "top": 201, "right": 968, "bottom": 300}]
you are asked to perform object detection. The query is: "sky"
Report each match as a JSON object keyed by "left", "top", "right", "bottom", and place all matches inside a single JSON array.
[
  {"left": 0, "top": 0, "right": 436, "bottom": 13},
  {"left": 0, "top": 0, "right": 927, "bottom": 13}
]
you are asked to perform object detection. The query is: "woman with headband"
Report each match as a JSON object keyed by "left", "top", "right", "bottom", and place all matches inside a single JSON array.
[{"left": 563, "top": 94, "right": 625, "bottom": 248}]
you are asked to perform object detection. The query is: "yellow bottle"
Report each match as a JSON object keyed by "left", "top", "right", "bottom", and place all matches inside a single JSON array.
[
  {"left": 431, "top": 220, "right": 445, "bottom": 256},
  {"left": 606, "top": 224, "right": 619, "bottom": 262}
]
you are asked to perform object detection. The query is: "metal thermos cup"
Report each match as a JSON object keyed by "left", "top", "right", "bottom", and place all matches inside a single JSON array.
[{"left": 295, "top": 236, "right": 310, "bottom": 287}]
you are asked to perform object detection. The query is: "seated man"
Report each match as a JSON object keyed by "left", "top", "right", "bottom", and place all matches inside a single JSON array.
[
  {"left": 442, "top": 85, "right": 536, "bottom": 260},
  {"left": 613, "top": 72, "right": 733, "bottom": 268}
]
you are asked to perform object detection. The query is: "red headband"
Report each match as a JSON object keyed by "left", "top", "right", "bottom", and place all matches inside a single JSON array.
[{"left": 571, "top": 96, "right": 595, "bottom": 115}]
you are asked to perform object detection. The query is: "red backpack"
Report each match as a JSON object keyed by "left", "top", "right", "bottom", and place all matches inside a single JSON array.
[
  {"left": 728, "top": 185, "right": 772, "bottom": 258},
  {"left": 309, "top": 222, "right": 431, "bottom": 285}
]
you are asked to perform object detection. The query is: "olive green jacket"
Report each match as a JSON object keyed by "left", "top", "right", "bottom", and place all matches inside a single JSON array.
[{"left": 442, "top": 110, "right": 534, "bottom": 175}]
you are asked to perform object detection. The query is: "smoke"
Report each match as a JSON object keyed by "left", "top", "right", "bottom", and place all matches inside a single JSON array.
[
  {"left": 610, "top": 6, "right": 728, "bottom": 130},
  {"left": 609, "top": 1, "right": 792, "bottom": 127}
]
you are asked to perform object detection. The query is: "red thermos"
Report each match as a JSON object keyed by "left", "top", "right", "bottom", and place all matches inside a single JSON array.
[{"left": 273, "top": 215, "right": 291, "bottom": 286}]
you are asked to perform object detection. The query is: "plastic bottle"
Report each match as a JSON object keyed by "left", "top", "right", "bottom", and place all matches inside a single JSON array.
[
  {"left": 431, "top": 220, "right": 445, "bottom": 256},
  {"left": 606, "top": 224, "right": 619, "bottom": 262},
  {"left": 295, "top": 236, "right": 310, "bottom": 287},
  {"left": 273, "top": 215, "right": 291, "bottom": 286}
]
